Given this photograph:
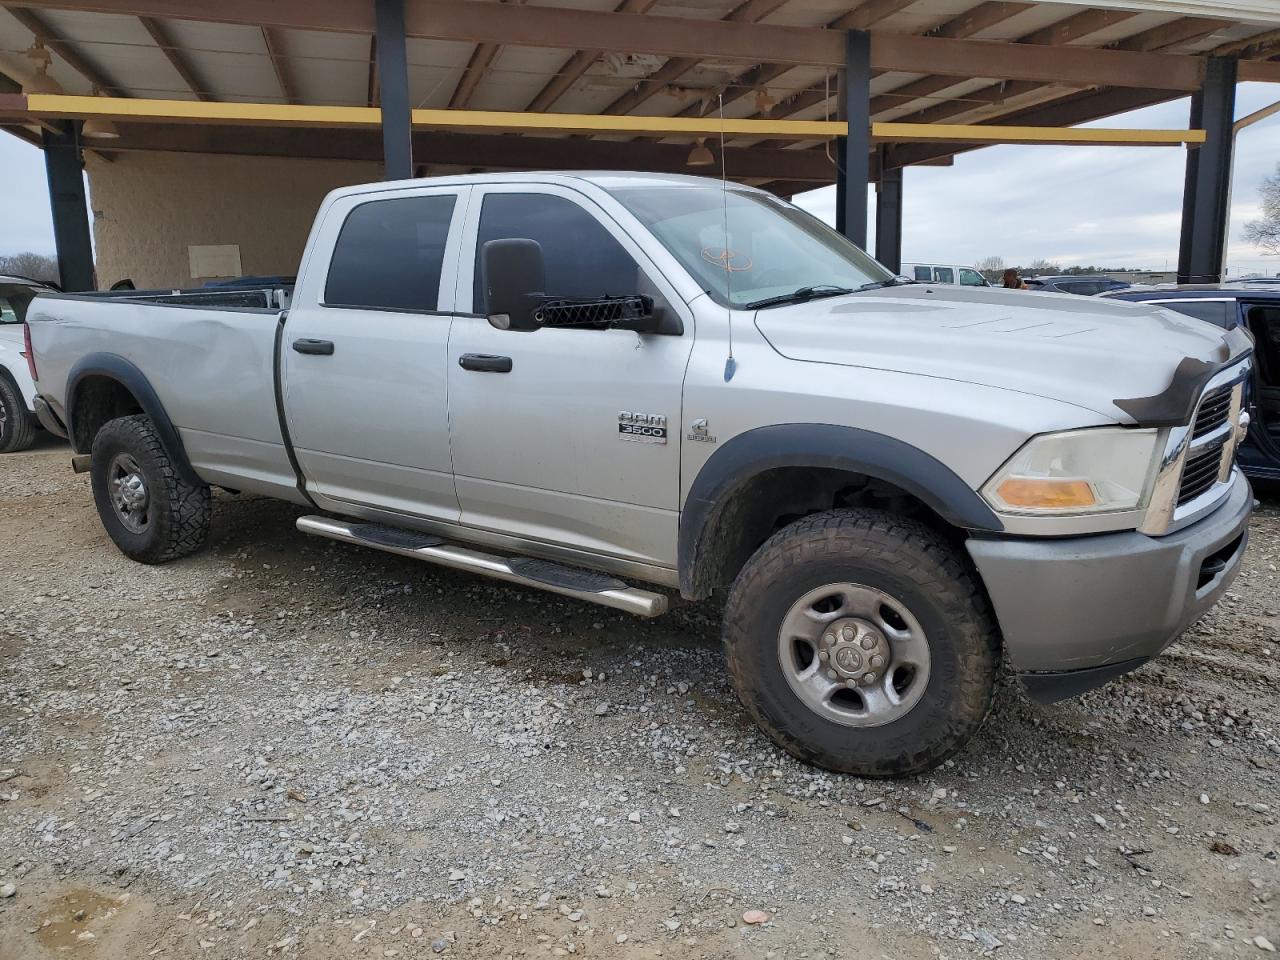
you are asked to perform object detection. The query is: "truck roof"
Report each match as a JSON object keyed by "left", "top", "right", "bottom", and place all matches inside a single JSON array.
[{"left": 322, "top": 171, "right": 759, "bottom": 203}]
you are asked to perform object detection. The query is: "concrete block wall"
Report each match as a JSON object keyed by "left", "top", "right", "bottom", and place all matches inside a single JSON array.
[{"left": 86, "top": 151, "right": 381, "bottom": 290}]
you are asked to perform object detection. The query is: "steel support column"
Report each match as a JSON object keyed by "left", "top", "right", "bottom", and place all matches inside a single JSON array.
[
  {"left": 875, "top": 154, "right": 903, "bottom": 273},
  {"left": 41, "top": 120, "right": 94, "bottom": 292},
  {"left": 1177, "top": 56, "right": 1236, "bottom": 284},
  {"left": 375, "top": 0, "right": 413, "bottom": 180},
  {"left": 835, "top": 29, "right": 871, "bottom": 247}
]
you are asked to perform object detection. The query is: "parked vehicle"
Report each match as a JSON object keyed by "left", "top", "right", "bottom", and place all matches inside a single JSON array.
[
  {"left": 1024, "top": 275, "right": 1131, "bottom": 296},
  {"left": 1102, "top": 284, "right": 1280, "bottom": 482},
  {"left": 26, "top": 173, "right": 1254, "bottom": 776},
  {"left": 0, "top": 274, "right": 53, "bottom": 453},
  {"left": 901, "top": 262, "right": 989, "bottom": 286}
]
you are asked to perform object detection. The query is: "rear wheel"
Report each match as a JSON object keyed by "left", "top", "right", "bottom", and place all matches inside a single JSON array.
[
  {"left": 722, "top": 508, "right": 999, "bottom": 777},
  {"left": 90, "top": 415, "right": 211, "bottom": 563},
  {"left": 0, "top": 375, "right": 36, "bottom": 453}
]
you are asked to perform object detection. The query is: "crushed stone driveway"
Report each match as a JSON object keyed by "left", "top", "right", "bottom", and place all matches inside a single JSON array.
[{"left": 1, "top": 436, "right": 1278, "bottom": 960}]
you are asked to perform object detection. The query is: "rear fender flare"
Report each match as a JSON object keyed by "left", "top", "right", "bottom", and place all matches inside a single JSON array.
[{"left": 66, "top": 352, "right": 202, "bottom": 487}]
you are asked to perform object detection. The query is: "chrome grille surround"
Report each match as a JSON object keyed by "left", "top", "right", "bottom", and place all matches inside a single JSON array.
[{"left": 1138, "top": 359, "right": 1251, "bottom": 536}]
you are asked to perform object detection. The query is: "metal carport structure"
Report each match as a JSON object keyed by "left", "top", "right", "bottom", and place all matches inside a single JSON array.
[{"left": 1, "top": 0, "right": 1278, "bottom": 290}]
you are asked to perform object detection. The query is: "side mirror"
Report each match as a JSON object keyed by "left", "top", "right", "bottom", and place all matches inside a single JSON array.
[{"left": 483, "top": 238, "right": 545, "bottom": 332}]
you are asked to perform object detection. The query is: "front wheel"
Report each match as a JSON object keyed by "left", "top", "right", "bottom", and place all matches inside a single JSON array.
[
  {"left": 722, "top": 509, "right": 999, "bottom": 777},
  {"left": 90, "top": 414, "right": 212, "bottom": 564}
]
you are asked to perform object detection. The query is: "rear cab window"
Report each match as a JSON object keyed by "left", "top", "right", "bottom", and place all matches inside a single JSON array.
[{"left": 324, "top": 195, "right": 457, "bottom": 312}]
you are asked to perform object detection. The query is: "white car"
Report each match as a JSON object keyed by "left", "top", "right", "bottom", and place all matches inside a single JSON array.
[
  {"left": 901, "top": 262, "right": 990, "bottom": 287},
  {"left": 0, "top": 275, "right": 48, "bottom": 452}
]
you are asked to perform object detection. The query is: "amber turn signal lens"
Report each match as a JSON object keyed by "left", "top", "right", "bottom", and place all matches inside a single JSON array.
[{"left": 995, "top": 477, "right": 1097, "bottom": 509}]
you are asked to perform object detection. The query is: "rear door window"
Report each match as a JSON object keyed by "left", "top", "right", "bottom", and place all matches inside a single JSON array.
[
  {"left": 932, "top": 267, "right": 955, "bottom": 284},
  {"left": 324, "top": 194, "right": 457, "bottom": 312},
  {"left": 913, "top": 266, "right": 932, "bottom": 282}
]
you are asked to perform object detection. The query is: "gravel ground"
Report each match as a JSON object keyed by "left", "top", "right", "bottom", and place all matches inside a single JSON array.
[{"left": 1, "top": 435, "right": 1278, "bottom": 960}]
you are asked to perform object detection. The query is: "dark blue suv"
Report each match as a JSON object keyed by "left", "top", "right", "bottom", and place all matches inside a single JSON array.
[{"left": 1103, "top": 284, "right": 1280, "bottom": 481}]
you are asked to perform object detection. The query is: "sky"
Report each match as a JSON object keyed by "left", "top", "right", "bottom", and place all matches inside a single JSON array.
[
  {"left": 1, "top": 82, "right": 1278, "bottom": 275},
  {"left": 791, "top": 81, "right": 1280, "bottom": 276}
]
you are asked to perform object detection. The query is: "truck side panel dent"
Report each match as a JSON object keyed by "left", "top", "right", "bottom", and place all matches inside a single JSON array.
[{"left": 678, "top": 423, "right": 1005, "bottom": 599}]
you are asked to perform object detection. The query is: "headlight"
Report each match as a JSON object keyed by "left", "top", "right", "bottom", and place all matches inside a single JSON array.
[{"left": 982, "top": 427, "right": 1160, "bottom": 516}]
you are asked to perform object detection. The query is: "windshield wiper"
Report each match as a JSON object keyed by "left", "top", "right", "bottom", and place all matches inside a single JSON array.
[
  {"left": 854, "top": 276, "right": 916, "bottom": 292},
  {"left": 744, "top": 284, "right": 854, "bottom": 310}
]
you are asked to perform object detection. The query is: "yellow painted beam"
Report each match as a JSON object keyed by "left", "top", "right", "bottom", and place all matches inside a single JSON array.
[
  {"left": 872, "top": 121, "right": 1207, "bottom": 146},
  {"left": 23, "top": 94, "right": 846, "bottom": 138},
  {"left": 19, "top": 94, "right": 1206, "bottom": 146}
]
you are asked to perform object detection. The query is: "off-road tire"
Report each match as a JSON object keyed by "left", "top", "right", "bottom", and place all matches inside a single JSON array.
[
  {"left": 0, "top": 375, "right": 36, "bottom": 453},
  {"left": 723, "top": 508, "right": 999, "bottom": 777},
  {"left": 90, "top": 414, "right": 211, "bottom": 564}
]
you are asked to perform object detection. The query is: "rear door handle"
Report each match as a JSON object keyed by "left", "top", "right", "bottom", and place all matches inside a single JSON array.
[
  {"left": 459, "top": 353, "right": 512, "bottom": 373},
  {"left": 292, "top": 338, "right": 335, "bottom": 356}
]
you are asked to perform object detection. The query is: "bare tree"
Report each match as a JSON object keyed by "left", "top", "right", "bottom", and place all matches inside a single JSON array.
[
  {"left": 975, "top": 255, "right": 1005, "bottom": 282},
  {"left": 0, "top": 252, "right": 59, "bottom": 283},
  {"left": 1244, "top": 163, "right": 1280, "bottom": 256},
  {"left": 1026, "top": 258, "right": 1061, "bottom": 276}
]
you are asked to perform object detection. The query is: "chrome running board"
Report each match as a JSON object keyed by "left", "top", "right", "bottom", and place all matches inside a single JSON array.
[{"left": 296, "top": 515, "right": 668, "bottom": 618}]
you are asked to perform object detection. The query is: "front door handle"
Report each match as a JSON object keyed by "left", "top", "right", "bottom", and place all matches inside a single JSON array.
[
  {"left": 293, "top": 338, "right": 335, "bottom": 356},
  {"left": 459, "top": 353, "right": 512, "bottom": 373}
]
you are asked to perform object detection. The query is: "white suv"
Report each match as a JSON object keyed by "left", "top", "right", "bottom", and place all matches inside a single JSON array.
[{"left": 0, "top": 276, "right": 46, "bottom": 453}]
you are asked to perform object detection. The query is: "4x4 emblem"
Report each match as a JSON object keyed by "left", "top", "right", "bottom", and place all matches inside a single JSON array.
[{"left": 687, "top": 418, "right": 717, "bottom": 443}]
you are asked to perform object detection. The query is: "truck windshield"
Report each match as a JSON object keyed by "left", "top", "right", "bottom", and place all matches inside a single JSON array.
[{"left": 610, "top": 185, "right": 893, "bottom": 309}]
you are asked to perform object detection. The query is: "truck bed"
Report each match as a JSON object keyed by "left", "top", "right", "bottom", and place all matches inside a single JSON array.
[{"left": 27, "top": 289, "right": 305, "bottom": 503}]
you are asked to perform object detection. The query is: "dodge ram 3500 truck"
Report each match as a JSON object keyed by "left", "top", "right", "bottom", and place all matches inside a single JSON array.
[{"left": 26, "top": 173, "right": 1254, "bottom": 777}]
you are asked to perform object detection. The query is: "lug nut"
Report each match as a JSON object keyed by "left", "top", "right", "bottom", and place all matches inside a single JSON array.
[
  {"left": 818, "top": 651, "right": 829, "bottom": 662},
  {"left": 826, "top": 669, "right": 838, "bottom": 680},
  {"left": 841, "top": 625, "right": 855, "bottom": 641},
  {"left": 822, "top": 634, "right": 835, "bottom": 647},
  {"left": 870, "top": 655, "right": 884, "bottom": 669},
  {"left": 860, "top": 636, "right": 875, "bottom": 650},
  {"left": 862, "top": 672, "right": 877, "bottom": 685}
]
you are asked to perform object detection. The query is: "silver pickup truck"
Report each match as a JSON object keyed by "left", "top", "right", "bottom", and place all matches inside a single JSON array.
[{"left": 26, "top": 172, "right": 1254, "bottom": 777}]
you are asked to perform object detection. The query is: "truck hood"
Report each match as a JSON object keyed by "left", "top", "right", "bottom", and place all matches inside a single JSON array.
[{"left": 753, "top": 285, "right": 1236, "bottom": 420}]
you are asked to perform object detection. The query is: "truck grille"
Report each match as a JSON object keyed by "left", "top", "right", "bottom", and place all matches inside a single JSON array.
[
  {"left": 1177, "top": 444, "right": 1226, "bottom": 506},
  {"left": 1191, "top": 384, "right": 1232, "bottom": 439},
  {"left": 1175, "top": 379, "right": 1240, "bottom": 508}
]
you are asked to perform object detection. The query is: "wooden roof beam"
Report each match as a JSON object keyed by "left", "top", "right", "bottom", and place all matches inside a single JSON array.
[
  {"left": 522, "top": 0, "right": 659, "bottom": 114},
  {"left": 261, "top": 27, "right": 297, "bottom": 104},
  {"left": 12, "top": 0, "right": 1211, "bottom": 90},
  {"left": 138, "top": 15, "right": 215, "bottom": 100},
  {"left": 596, "top": 0, "right": 791, "bottom": 119}
]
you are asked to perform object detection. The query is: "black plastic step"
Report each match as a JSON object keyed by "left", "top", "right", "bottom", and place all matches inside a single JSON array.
[
  {"left": 349, "top": 523, "right": 445, "bottom": 551},
  {"left": 507, "top": 558, "right": 628, "bottom": 593}
]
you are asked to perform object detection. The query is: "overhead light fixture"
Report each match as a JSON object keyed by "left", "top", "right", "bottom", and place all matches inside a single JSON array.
[
  {"left": 687, "top": 137, "right": 714, "bottom": 167},
  {"left": 22, "top": 40, "right": 63, "bottom": 95},
  {"left": 81, "top": 86, "right": 120, "bottom": 139}
]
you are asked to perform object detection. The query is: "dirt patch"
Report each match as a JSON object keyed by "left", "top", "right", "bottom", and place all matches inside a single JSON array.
[{"left": 1, "top": 442, "right": 1278, "bottom": 959}]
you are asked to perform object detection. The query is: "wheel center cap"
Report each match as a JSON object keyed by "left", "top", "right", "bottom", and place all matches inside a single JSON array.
[{"left": 819, "top": 618, "right": 890, "bottom": 686}]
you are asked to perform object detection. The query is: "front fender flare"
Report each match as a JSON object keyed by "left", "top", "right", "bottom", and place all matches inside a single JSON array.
[
  {"left": 678, "top": 423, "right": 1003, "bottom": 598},
  {"left": 66, "top": 352, "right": 202, "bottom": 488}
]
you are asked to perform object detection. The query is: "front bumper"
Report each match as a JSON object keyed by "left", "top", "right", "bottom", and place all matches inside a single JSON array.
[{"left": 966, "top": 472, "right": 1252, "bottom": 703}]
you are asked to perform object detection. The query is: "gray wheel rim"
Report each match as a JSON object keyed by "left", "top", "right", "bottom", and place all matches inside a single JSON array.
[
  {"left": 0, "top": 392, "right": 7, "bottom": 433},
  {"left": 108, "top": 452, "right": 152, "bottom": 534},
  {"left": 777, "top": 582, "right": 932, "bottom": 728}
]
